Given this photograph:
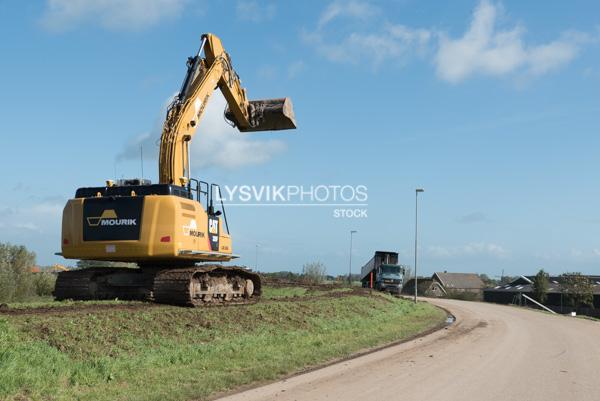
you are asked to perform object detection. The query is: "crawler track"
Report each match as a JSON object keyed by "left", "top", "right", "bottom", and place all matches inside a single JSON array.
[
  {"left": 153, "top": 265, "right": 261, "bottom": 306},
  {"left": 54, "top": 267, "right": 154, "bottom": 301},
  {"left": 53, "top": 267, "right": 99, "bottom": 300},
  {"left": 52, "top": 265, "right": 261, "bottom": 307}
]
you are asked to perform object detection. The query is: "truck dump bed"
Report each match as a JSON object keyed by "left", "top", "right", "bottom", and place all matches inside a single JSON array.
[{"left": 360, "top": 251, "right": 399, "bottom": 281}]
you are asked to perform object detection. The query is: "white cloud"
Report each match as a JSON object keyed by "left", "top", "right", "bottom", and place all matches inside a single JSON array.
[
  {"left": 236, "top": 1, "right": 276, "bottom": 22},
  {"left": 118, "top": 132, "right": 159, "bottom": 163},
  {"left": 533, "top": 248, "right": 600, "bottom": 264},
  {"left": 435, "top": 1, "right": 588, "bottom": 82},
  {"left": 318, "top": 0, "right": 379, "bottom": 28},
  {"left": 457, "top": 212, "right": 489, "bottom": 224},
  {"left": 40, "top": 0, "right": 188, "bottom": 32},
  {"left": 0, "top": 200, "right": 64, "bottom": 237},
  {"left": 303, "top": 24, "right": 432, "bottom": 67},
  {"left": 0, "top": 207, "right": 15, "bottom": 216},
  {"left": 304, "top": 0, "right": 429, "bottom": 67},
  {"left": 117, "top": 93, "right": 176, "bottom": 165},
  {"left": 305, "top": 1, "right": 432, "bottom": 66},
  {"left": 287, "top": 60, "right": 306, "bottom": 79},
  {"left": 428, "top": 242, "right": 509, "bottom": 259},
  {"left": 30, "top": 202, "right": 64, "bottom": 217},
  {"left": 257, "top": 65, "right": 278, "bottom": 80},
  {"left": 118, "top": 91, "right": 286, "bottom": 172},
  {"left": 307, "top": 0, "right": 593, "bottom": 81},
  {"left": 189, "top": 92, "right": 286, "bottom": 170},
  {"left": 569, "top": 248, "right": 600, "bottom": 260},
  {"left": 12, "top": 222, "right": 42, "bottom": 233},
  {"left": 526, "top": 34, "right": 582, "bottom": 76}
]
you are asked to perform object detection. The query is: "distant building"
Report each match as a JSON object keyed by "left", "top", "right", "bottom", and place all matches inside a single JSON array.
[
  {"left": 401, "top": 272, "right": 485, "bottom": 298},
  {"left": 429, "top": 272, "right": 485, "bottom": 297},
  {"left": 401, "top": 277, "right": 433, "bottom": 296},
  {"left": 484, "top": 275, "right": 600, "bottom": 316}
]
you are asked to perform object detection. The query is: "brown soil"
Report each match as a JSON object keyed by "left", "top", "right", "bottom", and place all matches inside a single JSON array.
[{"left": 0, "top": 302, "right": 162, "bottom": 316}]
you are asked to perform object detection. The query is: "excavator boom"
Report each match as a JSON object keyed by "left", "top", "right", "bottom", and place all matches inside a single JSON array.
[{"left": 159, "top": 33, "right": 296, "bottom": 185}]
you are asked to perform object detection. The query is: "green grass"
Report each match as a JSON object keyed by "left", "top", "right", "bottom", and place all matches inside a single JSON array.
[
  {"left": 261, "top": 286, "right": 352, "bottom": 299},
  {"left": 5, "top": 298, "right": 134, "bottom": 310},
  {"left": 0, "top": 288, "right": 446, "bottom": 401},
  {"left": 261, "top": 286, "right": 309, "bottom": 298}
]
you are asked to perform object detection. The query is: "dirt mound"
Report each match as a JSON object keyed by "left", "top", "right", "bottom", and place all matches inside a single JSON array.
[{"left": 0, "top": 286, "right": 383, "bottom": 316}]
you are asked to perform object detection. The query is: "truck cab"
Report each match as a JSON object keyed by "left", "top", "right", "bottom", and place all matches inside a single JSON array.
[
  {"left": 360, "top": 251, "right": 405, "bottom": 294},
  {"left": 376, "top": 264, "right": 404, "bottom": 293}
]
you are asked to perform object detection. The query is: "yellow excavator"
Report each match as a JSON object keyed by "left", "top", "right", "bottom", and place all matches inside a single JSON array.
[{"left": 55, "top": 33, "right": 296, "bottom": 306}]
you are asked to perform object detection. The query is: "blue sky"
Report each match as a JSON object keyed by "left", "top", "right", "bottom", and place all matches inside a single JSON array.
[{"left": 0, "top": 0, "right": 599, "bottom": 278}]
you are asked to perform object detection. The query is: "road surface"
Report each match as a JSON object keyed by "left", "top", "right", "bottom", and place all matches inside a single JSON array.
[{"left": 219, "top": 298, "right": 600, "bottom": 401}]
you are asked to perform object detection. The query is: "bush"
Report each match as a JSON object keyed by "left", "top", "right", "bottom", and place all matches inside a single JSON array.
[
  {"left": 532, "top": 269, "right": 549, "bottom": 303},
  {"left": 444, "top": 290, "right": 481, "bottom": 301},
  {"left": 0, "top": 267, "right": 16, "bottom": 303},
  {"left": 301, "top": 262, "right": 326, "bottom": 285},
  {"left": 0, "top": 242, "right": 39, "bottom": 302},
  {"left": 33, "top": 273, "right": 57, "bottom": 297},
  {"left": 561, "top": 272, "right": 594, "bottom": 308}
]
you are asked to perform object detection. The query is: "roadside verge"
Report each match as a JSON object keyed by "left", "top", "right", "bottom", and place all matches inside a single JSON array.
[{"left": 0, "top": 287, "right": 448, "bottom": 401}]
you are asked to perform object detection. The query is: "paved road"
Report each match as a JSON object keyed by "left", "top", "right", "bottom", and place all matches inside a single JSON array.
[{"left": 219, "top": 299, "right": 600, "bottom": 401}]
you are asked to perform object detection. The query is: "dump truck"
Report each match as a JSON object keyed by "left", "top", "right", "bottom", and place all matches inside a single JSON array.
[{"left": 360, "top": 251, "right": 405, "bottom": 294}]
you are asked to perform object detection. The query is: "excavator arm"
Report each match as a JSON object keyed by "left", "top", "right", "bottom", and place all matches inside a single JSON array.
[{"left": 158, "top": 33, "right": 296, "bottom": 185}]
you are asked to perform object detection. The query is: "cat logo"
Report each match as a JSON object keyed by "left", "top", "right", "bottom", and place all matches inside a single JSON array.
[
  {"left": 208, "top": 216, "right": 219, "bottom": 251},
  {"left": 86, "top": 210, "right": 137, "bottom": 227},
  {"left": 208, "top": 218, "right": 219, "bottom": 234}
]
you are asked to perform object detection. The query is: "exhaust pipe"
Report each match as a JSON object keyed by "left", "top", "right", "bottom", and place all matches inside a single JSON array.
[{"left": 226, "top": 97, "right": 297, "bottom": 132}]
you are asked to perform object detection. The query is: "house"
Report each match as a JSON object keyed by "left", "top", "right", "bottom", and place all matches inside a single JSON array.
[
  {"left": 401, "top": 272, "right": 485, "bottom": 298},
  {"left": 428, "top": 272, "right": 485, "bottom": 297}
]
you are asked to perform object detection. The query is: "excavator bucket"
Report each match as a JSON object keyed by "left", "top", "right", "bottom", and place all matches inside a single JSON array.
[{"left": 230, "top": 97, "right": 296, "bottom": 132}]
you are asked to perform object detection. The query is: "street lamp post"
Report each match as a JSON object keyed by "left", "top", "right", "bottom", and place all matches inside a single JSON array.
[
  {"left": 414, "top": 188, "right": 424, "bottom": 303},
  {"left": 255, "top": 244, "right": 259, "bottom": 272},
  {"left": 349, "top": 230, "right": 357, "bottom": 284}
]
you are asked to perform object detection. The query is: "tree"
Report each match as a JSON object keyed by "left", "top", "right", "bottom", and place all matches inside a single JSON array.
[
  {"left": 561, "top": 272, "right": 594, "bottom": 308},
  {"left": 32, "top": 273, "right": 56, "bottom": 296},
  {"left": 0, "top": 242, "right": 37, "bottom": 302},
  {"left": 301, "top": 262, "right": 326, "bottom": 285},
  {"left": 404, "top": 266, "right": 414, "bottom": 281},
  {"left": 500, "top": 275, "right": 517, "bottom": 285},
  {"left": 478, "top": 273, "right": 497, "bottom": 287},
  {"left": 532, "top": 269, "right": 549, "bottom": 303}
]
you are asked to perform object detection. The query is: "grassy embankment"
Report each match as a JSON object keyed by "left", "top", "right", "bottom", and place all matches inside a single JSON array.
[{"left": 0, "top": 286, "right": 446, "bottom": 401}]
